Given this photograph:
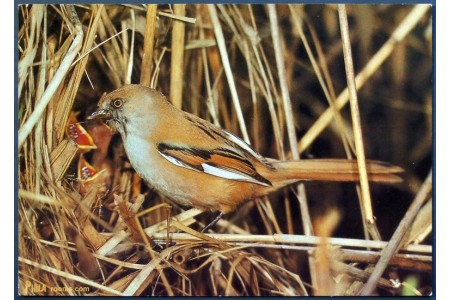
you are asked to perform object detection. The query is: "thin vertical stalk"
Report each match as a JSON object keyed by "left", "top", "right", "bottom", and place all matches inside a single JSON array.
[
  {"left": 35, "top": 5, "right": 46, "bottom": 195},
  {"left": 207, "top": 4, "right": 250, "bottom": 143},
  {"left": 268, "top": 4, "right": 316, "bottom": 291},
  {"left": 288, "top": 4, "right": 354, "bottom": 156},
  {"left": 338, "top": 4, "right": 374, "bottom": 228},
  {"left": 268, "top": 4, "right": 298, "bottom": 160},
  {"left": 125, "top": 9, "right": 135, "bottom": 85}
]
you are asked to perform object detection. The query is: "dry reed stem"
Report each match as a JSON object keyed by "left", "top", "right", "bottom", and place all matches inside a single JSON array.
[
  {"left": 34, "top": 5, "right": 47, "bottom": 196},
  {"left": 122, "top": 246, "right": 175, "bottom": 295},
  {"left": 406, "top": 198, "right": 432, "bottom": 244},
  {"left": 125, "top": 9, "right": 135, "bottom": 85},
  {"left": 22, "top": 238, "right": 148, "bottom": 270},
  {"left": 268, "top": 8, "right": 316, "bottom": 254},
  {"left": 95, "top": 208, "right": 202, "bottom": 257},
  {"left": 150, "top": 232, "right": 431, "bottom": 254},
  {"left": 19, "top": 257, "right": 123, "bottom": 296},
  {"left": 19, "top": 189, "right": 62, "bottom": 206},
  {"left": 140, "top": 4, "right": 158, "bottom": 87},
  {"left": 18, "top": 5, "right": 42, "bottom": 99},
  {"left": 289, "top": 5, "right": 354, "bottom": 156},
  {"left": 159, "top": 11, "right": 196, "bottom": 23},
  {"left": 18, "top": 5, "right": 83, "bottom": 149},
  {"left": 338, "top": 5, "right": 375, "bottom": 237},
  {"left": 18, "top": 4, "right": 431, "bottom": 296},
  {"left": 268, "top": 5, "right": 299, "bottom": 160},
  {"left": 207, "top": 4, "right": 250, "bottom": 143},
  {"left": 198, "top": 14, "right": 215, "bottom": 119},
  {"left": 72, "top": 29, "right": 128, "bottom": 68},
  {"left": 145, "top": 207, "right": 203, "bottom": 235},
  {"left": 54, "top": 5, "right": 104, "bottom": 145},
  {"left": 298, "top": 4, "right": 431, "bottom": 153},
  {"left": 115, "top": 198, "right": 175, "bottom": 295},
  {"left": 335, "top": 262, "right": 394, "bottom": 290},
  {"left": 225, "top": 242, "right": 431, "bottom": 270},
  {"left": 250, "top": 38, "right": 284, "bottom": 156},
  {"left": 340, "top": 249, "right": 431, "bottom": 272},
  {"left": 360, "top": 170, "right": 432, "bottom": 295},
  {"left": 170, "top": 4, "right": 187, "bottom": 109},
  {"left": 96, "top": 230, "right": 129, "bottom": 256}
]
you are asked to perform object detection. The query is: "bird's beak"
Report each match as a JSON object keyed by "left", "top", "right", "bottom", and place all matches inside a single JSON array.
[{"left": 88, "top": 108, "right": 111, "bottom": 120}]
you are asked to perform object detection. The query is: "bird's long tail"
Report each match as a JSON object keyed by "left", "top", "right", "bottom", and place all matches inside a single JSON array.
[{"left": 269, "top": 159, "right": 403, "bottom": 187}]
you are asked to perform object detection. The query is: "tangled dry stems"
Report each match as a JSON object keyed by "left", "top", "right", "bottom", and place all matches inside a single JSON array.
[{"left": 18, "top": 4, "right": 432, "bottom": 296}]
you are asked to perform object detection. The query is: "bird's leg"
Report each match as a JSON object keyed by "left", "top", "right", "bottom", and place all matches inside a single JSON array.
[{"left": 201, "top": 211, "right": 225, "bottom": 233}]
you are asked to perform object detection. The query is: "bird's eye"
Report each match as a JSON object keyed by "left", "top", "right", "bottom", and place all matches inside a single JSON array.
[{"left": 111, "top": 98, "right": 124, "bottom": 109}]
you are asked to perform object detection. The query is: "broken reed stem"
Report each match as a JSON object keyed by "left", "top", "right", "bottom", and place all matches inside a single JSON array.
[
  {"left": 338, "top": 5, "right": 374, "bottom": 230},
  {"left": 207, "top": 4, "right": 250, "bottom": 143},
  {"left": 18, "top": 4, "right": 83, "bottom": 149},
  {"left": 298, "top": 4, "right": 431, "bottom": 154},
  {"left": 140, "top": 4, "right": 158, "bottom": 87},
  {"left": 360, "top": 171, "right": 432, "bottom": 296},
  {"left": 170, "top": 4, "right": 186, "bottom": 109},
  {"left": 158, "top": 11, "right": 196, "bottom": 23}
]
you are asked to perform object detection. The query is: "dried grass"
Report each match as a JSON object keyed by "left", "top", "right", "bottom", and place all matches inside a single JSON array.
[{"left": 17, "top": 4, "right": 432, "bottom": 296}]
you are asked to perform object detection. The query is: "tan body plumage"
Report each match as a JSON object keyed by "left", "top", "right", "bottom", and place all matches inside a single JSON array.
[{"left": 90, "top": 84, "right": 402, "bottom": 214}]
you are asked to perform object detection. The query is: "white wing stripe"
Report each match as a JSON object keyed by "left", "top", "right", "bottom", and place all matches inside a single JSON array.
[
  {"left": 159, "top": 148, "right": 271, "bottom": 187},
  {"left": 202, "top": 163, "right": 271, "bottom": 187},
  {"left": 159, "top": 151, "right": 198, "bottom": 172}
]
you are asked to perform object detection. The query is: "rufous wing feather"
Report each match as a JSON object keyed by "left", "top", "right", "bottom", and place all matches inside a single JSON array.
[{"left": 157, "top": 143, "right": 272, "bottom": 186}]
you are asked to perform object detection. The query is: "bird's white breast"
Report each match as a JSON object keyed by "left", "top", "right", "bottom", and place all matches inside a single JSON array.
[{"left": 122, "top": 133, "right": 195, "bottom": 207}]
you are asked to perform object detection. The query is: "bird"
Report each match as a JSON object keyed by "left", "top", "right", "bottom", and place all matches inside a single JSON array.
[{"left": 89, "top": 84, "right": 402, "bottom": 231}]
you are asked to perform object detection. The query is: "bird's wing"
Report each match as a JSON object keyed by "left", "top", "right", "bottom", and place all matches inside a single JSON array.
[{"left": 157, "top": 143, "right": 272, "bottom": 187}]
